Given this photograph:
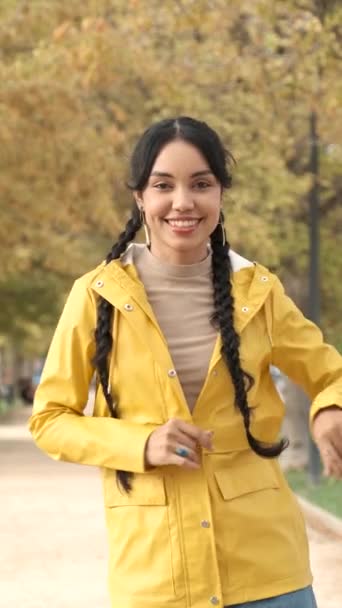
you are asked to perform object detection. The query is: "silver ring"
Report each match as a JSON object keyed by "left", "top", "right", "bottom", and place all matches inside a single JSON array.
[{"left": 175, "top": 446, "right": 189, "bottom": 458}]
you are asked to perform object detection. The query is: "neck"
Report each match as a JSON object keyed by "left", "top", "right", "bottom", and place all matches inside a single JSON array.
[{"left": 149, "top": 243, "right": 209, "bottom": 266}]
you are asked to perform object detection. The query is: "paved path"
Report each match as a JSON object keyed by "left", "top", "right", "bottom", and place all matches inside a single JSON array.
[
  {"left": 0, "top": 407, "right": 110, "bottom": 608},
  {"left": 1, "top": 407, "right": 341, "bottom": 607},
  {"left": 308, "top": 526, "right": 342, "bottom": 608}
]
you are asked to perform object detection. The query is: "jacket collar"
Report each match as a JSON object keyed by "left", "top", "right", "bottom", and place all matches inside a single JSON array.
[
  {"left": 120, "top": 243, "right": 255, "bottom": 273},
  {"left": 91, "top": 248, "right": 276, "bottom": 337}
]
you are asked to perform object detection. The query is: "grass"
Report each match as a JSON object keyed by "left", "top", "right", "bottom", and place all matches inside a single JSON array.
[
  {"left": 0, "top": 398, "right": 21, "bottom": 419},
  {"left": 0, "top": 398, "right": 11, "bottom": 416},
  {"left": 286, "top": 469, "right": 342, "bottom": 519}
]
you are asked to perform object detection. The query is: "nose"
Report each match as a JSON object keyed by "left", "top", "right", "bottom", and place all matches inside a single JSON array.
[{"left": 172, "top": 187, "right": 195, "bottom": 211}]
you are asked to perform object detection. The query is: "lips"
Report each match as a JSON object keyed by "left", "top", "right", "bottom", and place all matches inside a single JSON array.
[{"left": 164, "top": 219, "right": 201, "bottom": 228}]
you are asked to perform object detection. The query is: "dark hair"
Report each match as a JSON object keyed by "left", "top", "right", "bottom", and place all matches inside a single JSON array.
[
  {"left": 93, "top": 116, "right": 288, "bottom": 492},
  {"left": 127, "top": 116, "right": 232, "bottom": 191}
]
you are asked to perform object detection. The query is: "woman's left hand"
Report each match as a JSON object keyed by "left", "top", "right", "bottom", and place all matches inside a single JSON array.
[{"left": 312, "top": 406, "right": 342, "bottom": 478}]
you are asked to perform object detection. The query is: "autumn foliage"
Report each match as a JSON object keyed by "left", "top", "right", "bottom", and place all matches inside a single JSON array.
[{"left": 0, "top": 0, "right": 341, "bottom": 353}]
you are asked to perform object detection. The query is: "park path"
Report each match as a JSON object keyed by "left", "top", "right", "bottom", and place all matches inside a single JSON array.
[{"left": 0, "top": 406, "right": 341, "bottom": 607}]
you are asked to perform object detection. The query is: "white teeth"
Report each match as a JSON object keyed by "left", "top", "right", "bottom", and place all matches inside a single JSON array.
[{"left": 167, "top": 220, "right": 199, "bottom": 227}]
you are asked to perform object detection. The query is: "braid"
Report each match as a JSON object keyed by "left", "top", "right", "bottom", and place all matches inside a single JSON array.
[
  {"left": 93, "top": 206, "right": 142, "bottom": 492},
  {"left": 210, "top": 213, "right": 288, "bottom": 457}
]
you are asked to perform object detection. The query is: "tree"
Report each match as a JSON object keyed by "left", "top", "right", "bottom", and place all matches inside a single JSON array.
[{"left": 0, "top": 0, "right": 341, "bottom": 350}]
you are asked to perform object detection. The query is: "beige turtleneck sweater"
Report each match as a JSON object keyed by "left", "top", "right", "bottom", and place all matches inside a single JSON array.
[{"left": 125, "top": 244, "right": 218, "bottom": 412}]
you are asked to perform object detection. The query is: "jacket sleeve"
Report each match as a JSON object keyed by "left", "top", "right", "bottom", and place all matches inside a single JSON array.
[
  {"left": 28, "top": 278, "right": 157, "bottom": 473},
  {"left": 268, "top": 277, "right": 342, "bottom": 425}
]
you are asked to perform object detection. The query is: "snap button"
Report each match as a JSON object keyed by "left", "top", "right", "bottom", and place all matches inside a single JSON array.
[
  {"left": 201, "top": 520, "right": 211, "bottom": 528},
  {"left": 210, "top": 597, "right": 219, "bottom": 605},
  {"left": 241, "top": 306, "right": 249, "bottom": 313},
  {"left": 212, "top": 370, "right": 218, "bottom": 377},
  {"left": 124, "top": 303, "right": 134, "bottom": 311},
  {"left": 168, "top": 369, "right": 177, "bottom": 378},
  {"left": 95, "top": 280, "right": 104, "bottom": 288},
  {"left": 260, "top": 275, "right": 269, "bottom": 282}
]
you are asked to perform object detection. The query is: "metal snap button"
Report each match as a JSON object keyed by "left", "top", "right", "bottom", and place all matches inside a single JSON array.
[
  {"left": 201, "top": 520, "right": 211, "bottom": 528},
  {"left": 168, "top": 369, "right": 177, "bottom": 378},
  {"left": 261, "top": 275, "right": 269, "bottom": 282},
  {"left": 210, "top": 597, "right": 219, "bottom": 605},
  {"left": 95, "top": 280, "right": 104, "bottom": 288},
  {"left": 212, "top": 370, "right": 218, "bottom": 377},
  {"left": 241, "top": 306, "right": 249, "bottom": 313},
  {"left": 124, "top": 303, "right": 134, "bottom": 311}
]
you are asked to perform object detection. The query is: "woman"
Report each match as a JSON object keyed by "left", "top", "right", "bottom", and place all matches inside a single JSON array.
[{"left": 29, "top": 116, "right": 342, "bottom": 608}]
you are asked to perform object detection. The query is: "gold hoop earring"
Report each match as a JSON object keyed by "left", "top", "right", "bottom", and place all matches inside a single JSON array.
[
  {"left": 219, "top": 211, "right": 226, "bottom": 247},
  {"left": 220, "top": 222, "right": 226, "bottom": 247},
  {"left": 139, "top": 207, "right": 151, "bottom": 247}
]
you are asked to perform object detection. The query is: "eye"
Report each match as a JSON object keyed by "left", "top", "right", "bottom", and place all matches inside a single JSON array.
[
  {"left": 153, "top": 182, "right": 172, "bottom": 191},
  {"left": 194, "top": 181, "right": 211, "bottom": 189}
]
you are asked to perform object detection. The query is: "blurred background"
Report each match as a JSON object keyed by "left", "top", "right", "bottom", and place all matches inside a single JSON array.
[{"left": 0, "top": 1, "right": 341, "bottom": 606}]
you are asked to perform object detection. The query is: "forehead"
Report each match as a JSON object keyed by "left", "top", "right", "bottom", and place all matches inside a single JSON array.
[{"left": 151, "top": 140, "right": 210, "bottom": 175}]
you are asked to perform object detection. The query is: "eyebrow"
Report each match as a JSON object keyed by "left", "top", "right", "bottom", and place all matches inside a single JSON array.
[{"left": 150, "top": 170, "right": 214, "bottom": 178}]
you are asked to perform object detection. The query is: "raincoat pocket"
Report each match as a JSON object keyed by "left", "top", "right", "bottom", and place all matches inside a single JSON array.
[
  {"left": 211, "top": 458, "right": 308, "bottom": 592},
  {"left": 214, "top": 461, "right": 279, "bottom": 501},
  {"left": 103, "top": 469, "right": 167, "bottom": 505},
  {"left": 103, "top": 471, "right": 184, "bottom": 600}
]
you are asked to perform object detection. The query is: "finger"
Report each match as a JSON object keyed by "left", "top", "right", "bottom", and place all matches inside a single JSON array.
[
  {"left": 320, "top": 442, "right": 340, "bottom": 466},
  {"left": 319, "top": 443, "right": 342, "bottom": 478},
  {"left": 324, "top": 461, "right": 342, "bottom": 479},
  {"left": 174, "top": 419, "right": 213, "bottom": 450},
  {"left": 330, "top": 445, "right": 342, "bottom": 478},
  {"left": 330, "top": 433, "right": 342, "bottom": 461},
  {"left": 171, "top": 443, "right": 200, "bottom": 466},
  {"left": 171, "top": 429, "right": 199, "bottom": 453},
  {"left": 329, "top": 467, "right": 342, "bottom": 480},
  {"left": 164, "top": 423, "right": 200, "bottom": 456},
  {"left": 327, "top": 450, "right": 342, "bottom": 479},
  {"left": 168, "top": 451, "right": 200, "bottom": 470}
]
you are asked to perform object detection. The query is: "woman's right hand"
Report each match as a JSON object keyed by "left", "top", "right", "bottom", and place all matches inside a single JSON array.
[{"left": 144, "top": 418, "right": 214, "bottom": 470}]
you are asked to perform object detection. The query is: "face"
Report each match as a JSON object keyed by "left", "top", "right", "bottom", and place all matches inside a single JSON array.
[{"left": 135, "top": 139, "right": 222, "bottom": 265}]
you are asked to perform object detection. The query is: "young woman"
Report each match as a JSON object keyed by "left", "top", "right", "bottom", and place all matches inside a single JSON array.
[{"left": 29, "top": 116, "right": 342, "bottom": 608}]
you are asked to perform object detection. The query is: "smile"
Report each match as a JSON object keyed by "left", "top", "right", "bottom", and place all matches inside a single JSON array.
[{"left": 165, "top": 219, "right": 201, "bottom": 228}]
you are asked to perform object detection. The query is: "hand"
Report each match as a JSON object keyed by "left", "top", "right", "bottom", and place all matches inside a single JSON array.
[
  {"left": 312, "top": 406, "right": 342, "bottom": 478},
  {"left": 145, "top": 418, "right": 214, "bottom": 470}
]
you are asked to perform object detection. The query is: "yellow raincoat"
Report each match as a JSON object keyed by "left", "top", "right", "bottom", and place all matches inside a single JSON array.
[{"left": 29, "top": 254, "right": 342, "bottom": 608}]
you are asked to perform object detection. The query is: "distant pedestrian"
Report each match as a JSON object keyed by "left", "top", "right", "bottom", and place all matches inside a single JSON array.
[
  {"left": 29, "top": 116, "right": 342, "bottom": 608},
  {"left": 18, "top": 377, "right": 35, "bottom": 405}
]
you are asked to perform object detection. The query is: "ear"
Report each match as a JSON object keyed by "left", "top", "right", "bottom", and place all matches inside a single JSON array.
[{"left": 133, "top": 191, "right": 143, "bottom": 209}]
